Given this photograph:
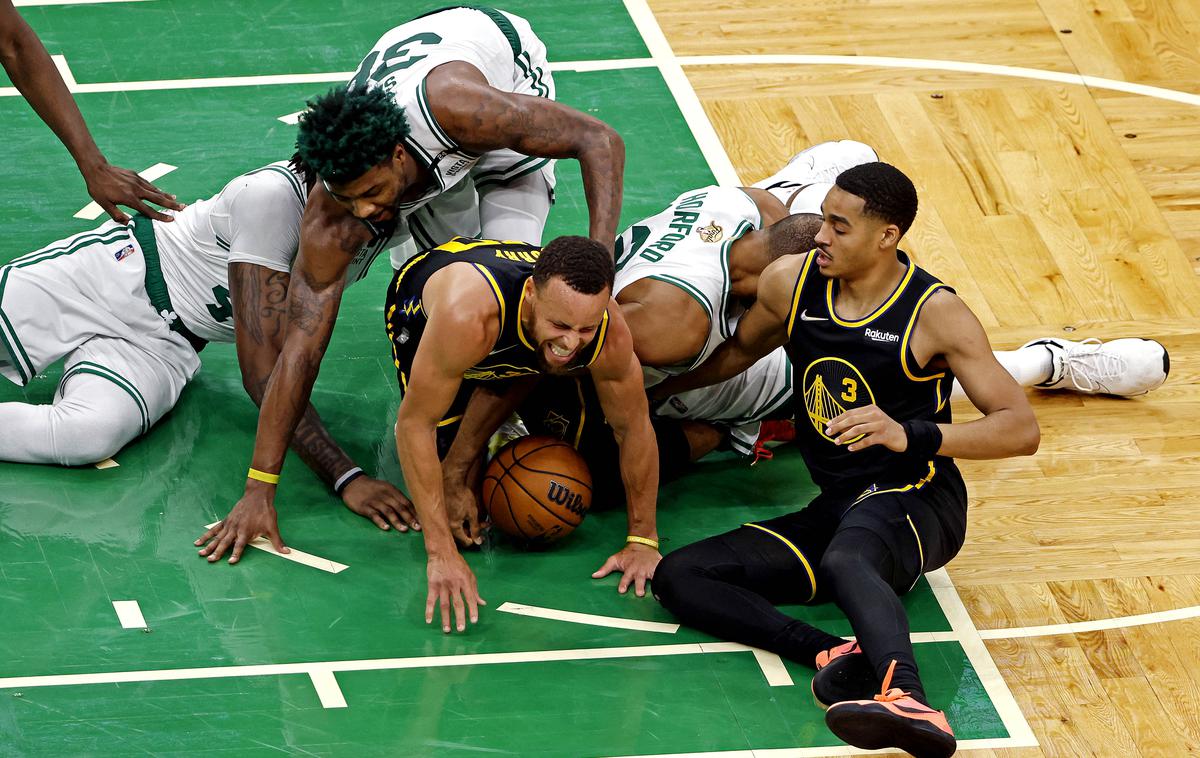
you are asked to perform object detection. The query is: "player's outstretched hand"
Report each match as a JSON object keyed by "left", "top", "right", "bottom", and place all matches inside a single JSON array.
[
  {"left": 341, "top": 476, "right": 420, "bottom": 532},
  {"left": 443, "top": 476, "right": 484, "bottom": 547},
  {"left": 826, "top": 404, "right": 907, "bottom": 452},
  {"left": 81, "top": 160, "right": 185, "bottom": 223},
  {"left": 426, "top": 551, "right": 486, "bottom": 633},
  {"left": 195, "top": 492, "right": 288, "bottom": 564},
  {"left": 592, "top": 542, "right": 661, "bottom": 597}
]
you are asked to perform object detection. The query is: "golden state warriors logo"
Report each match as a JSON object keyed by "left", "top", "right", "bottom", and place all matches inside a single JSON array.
[
  {"left": 697, "top": 221, "right": 723, "bottom": 243},
  {"left": 802, "top": 357, "right": 876, "bottom": 443}
]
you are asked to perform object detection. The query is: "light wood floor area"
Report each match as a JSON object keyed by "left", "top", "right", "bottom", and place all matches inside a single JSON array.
[{"left": 654, "top": 0, "right": 1200, "bottom": 753}]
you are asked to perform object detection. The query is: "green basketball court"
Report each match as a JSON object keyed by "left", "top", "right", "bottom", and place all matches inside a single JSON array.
[{"left": 1, "top": 1, "right": 1030, "bottom": 754}]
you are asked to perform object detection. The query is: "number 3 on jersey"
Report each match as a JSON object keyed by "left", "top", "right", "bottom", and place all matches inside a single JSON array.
[{"left": 350, "top": 33, "right": 443, "bottom": 88}]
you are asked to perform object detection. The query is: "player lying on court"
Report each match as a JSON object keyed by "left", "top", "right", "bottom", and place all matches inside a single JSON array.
[
  {"left": 0, "top": 156, "right": 417, "bottom": 533},
  {"left": 385, "top": 236, "right": 660, "bottom": 633},
  {"left": 522, "top": 140, "right": 1167, "bottom": 503},
  {"left": 651, "top": 162, "right": 1040, "bottom": 758},
  {"left": 208, "top": 5, "right": 627, "bottom": 564}
]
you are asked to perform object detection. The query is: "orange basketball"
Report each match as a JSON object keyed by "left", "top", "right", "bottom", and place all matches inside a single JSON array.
[{"left": 481, "top": 435, "right": 592, "bottom": 545}]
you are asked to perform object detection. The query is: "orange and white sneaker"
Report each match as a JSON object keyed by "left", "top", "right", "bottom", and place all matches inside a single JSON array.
[
  {"left": 812, "top": 641, "right": 876, "bottom": 709},
  {"left": 825, "top": 660, "right": 956, "bottom": 758}
]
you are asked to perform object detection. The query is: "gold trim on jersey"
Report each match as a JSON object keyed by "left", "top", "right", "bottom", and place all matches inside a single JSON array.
[
  {"left": 802, "top": 356, "right": 877, "bottom": 443},
  {"left": 785, "top": 252, "right": 819, "bottom": 339},
  {"left": 851, "top": 461, "right": 938, "bottom": 506},
  {"left": 905, "top": 514, "right": 925, "bottom": 590},
  {"left": 825, "top": 260, "right": 915, "bottom": 327},
  {"left": 471, "top": 263, "right": 507, "bottom": 335},
  {"left": 393, "top": 251, "right": 430, "bottom": 295},
  {"left": 584, "top": 309, "right": 611, "bottom": 367},
  {"left": 900, "top": 283, "right": 950, "bottom": 382},
  {"left": 438, "top": 236, "right": 504, "bottom": 254},
  {"left": 516, "top": 281, "right": 535, "bottom": 350},
  {"left": 437, "top": 415, "right": 463, "bottom": 427},
  {"left": 573, "top": 378, "right": 587, "bottom": 449},
  {"left": 742, "top": 522, "right": 817, "bottom": 602}
]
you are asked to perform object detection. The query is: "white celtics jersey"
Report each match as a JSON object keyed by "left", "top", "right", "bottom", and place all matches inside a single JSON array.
[
  {"left": 351, "top": 7, "right": 554, "bottom": 217},
  {"left": 614, "top": 185, "right": 762, "bottom": 386},
  {"left": 153, "top": 162, "right": 390, "bottom": 343},
  {"left": 657, "top": 347, "right": 794, "bottom": 457}
]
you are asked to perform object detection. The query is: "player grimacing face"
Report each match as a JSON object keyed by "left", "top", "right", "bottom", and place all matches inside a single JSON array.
[
  {"left": 813, "top": 186, "right": 899, "bottom": 278},
  {"left": 523, "top": 277, "right": 610, "bottom": 376}
]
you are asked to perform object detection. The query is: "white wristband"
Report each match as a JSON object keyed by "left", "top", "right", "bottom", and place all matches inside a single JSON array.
[{"left": 334, "top": 467, "right": 365, "bottom": 495}]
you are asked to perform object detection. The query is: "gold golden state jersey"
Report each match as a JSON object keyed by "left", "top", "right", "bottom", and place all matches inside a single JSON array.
[
  {"left": 784, "top": 251, "right": 956, "bottom": 490},
  {"left": 385, "top": 237, "right": 610, "bottom": 390}
]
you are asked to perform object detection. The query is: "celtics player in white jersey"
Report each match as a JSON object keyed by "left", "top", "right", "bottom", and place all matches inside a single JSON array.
[
  {"left": 203, "top": 7, "right": 625, "bottom": 571},
  {"left": 0, "top": 157, "right": 418, "bottom": 534},
  {"left": 614, "top": 140, "right": 1168, "bottom": 469}
]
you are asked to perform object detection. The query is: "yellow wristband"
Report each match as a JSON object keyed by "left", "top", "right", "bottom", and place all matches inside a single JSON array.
[
  {"left": 247, "top": 467, "right": 280, "bottom": 485},
  {"left": 626, "top": 535, "right": 659, "bottom": 550}
]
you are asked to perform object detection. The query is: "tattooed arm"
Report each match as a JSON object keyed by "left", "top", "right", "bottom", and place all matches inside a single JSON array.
[
  {"left": 228, "top": 261, "right": 354, "bottom": 484},
  {"left": 196, "top": 189, "right": 373, "bottom": 564},
  {"left": 426, "top": 62, "right": 624, "bottom": 248},
  {"left": 226, "top": 262, "right": 419, "bottom": 533}
]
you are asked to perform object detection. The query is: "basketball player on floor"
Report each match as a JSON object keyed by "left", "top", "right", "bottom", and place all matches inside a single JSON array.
[
  {"left": 650, "top": 162, "right": 1041, "bottom": 758},
  {"left": 385, "top": 236, "right": 660, "bottom": 634},
  {"left": 523, "top": 141, "right": 1167, "bottom": 497},
  {"left": 1, "top": 156, "right": 417, "bottom": 534},
  {"left": 208, "top": 6, "right": 626, "bottom": 563}
]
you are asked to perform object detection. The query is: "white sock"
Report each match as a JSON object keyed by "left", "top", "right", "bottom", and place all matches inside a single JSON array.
[{"left": 950, "top": 346, "right": 1053, "bottom": 401}]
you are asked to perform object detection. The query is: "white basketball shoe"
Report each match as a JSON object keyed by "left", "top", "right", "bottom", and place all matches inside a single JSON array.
[
  {"left": 1023, "top": 337, "right": 1170, "bottom": 397},
  {"left": 752, "top": 140, "right": 880, "bottom": 211}
]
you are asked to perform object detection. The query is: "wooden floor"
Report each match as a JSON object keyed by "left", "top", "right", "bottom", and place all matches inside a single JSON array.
[{"left": 654, "top": 0, "right": 1200, "bottom": 753}]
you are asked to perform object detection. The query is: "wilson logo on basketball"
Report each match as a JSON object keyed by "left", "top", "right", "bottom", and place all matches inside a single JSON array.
[{"left": 546, "top": 481, "right": 587, "bottom": 516}]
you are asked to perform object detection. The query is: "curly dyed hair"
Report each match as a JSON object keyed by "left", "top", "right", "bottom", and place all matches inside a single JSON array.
[
  {"left": 834, "top": 162, "right": 919, "bottom": 236},
  {"left": 295, "top": 85, "right": 411, "bottom": 184},
  {"left": 533, "top": 236, "right": 615, "bottom": 295}
]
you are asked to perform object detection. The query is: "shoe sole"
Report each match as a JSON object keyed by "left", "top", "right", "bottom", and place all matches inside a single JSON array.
[
  {"left": 826, "top": 705, "right": 956, "bottom": 758},
  {"left": 811, "top": 652, "right": 877, "bottom": 710}
]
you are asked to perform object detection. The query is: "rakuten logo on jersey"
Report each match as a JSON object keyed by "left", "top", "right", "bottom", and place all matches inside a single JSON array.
[{"left": 865, "top": 328, "right": 900, "bottom": 343}]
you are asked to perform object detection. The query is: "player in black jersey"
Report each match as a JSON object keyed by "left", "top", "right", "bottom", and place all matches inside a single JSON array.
[
  {"left": 386, "top": 236, "right": 660, "bottom": 635},
  {"left": 651, "top": 163, "right": 1039, "bottom": 758}
]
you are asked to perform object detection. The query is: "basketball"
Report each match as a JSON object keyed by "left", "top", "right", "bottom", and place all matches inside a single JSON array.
[{"left": 481, "top": 435, "right": 592, "bottom": 545}]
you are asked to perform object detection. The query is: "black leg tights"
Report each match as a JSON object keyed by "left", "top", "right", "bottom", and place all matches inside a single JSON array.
[
  {"left": 820, "top": 525, "right": 927, "bottom": 704},
  {"left": 653, "top": 528, "right": 845, "bottom": 667}
]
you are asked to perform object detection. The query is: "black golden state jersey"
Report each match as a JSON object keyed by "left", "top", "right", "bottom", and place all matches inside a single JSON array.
[
  {"left": 785, "top": 251, "right": 957, "bottom": 491},
  {"left": 385, "top": 237, "right": 610, "bottom": 390}
]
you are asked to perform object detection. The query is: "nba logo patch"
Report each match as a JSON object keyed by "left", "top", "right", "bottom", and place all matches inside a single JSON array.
[{"left": 114, "top": 244, "right": 135, "bottom": 262}]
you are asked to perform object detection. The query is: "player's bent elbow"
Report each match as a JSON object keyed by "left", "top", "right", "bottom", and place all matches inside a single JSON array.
[{"left": 1015, "top": 416, "right": 1041, "bottom": 457}]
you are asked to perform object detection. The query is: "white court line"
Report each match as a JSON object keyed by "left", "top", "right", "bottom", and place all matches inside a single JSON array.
[
  {"left": 621, "top": 0, "right": 741, "bottom": 186},
  {"left": 111, "top": 600, "right": 146, "bottom": 629},
  {"left": 749, "top": 649, "right": 793, "bottom": 687},
  {"left": 609, "top": 735, "right": 1034, "bottom": 757},
  {"left": 94, "top": 458, "right": 119, "bottom": 469},
  {"left": 926, "top": 568, "right": 1038, "bottom": 748},
  {"left": 74, "top": 162, "right": 177, "bottom": 220},
  {"left": 201, "top": 522, "right": 348, "bottom": 574},
  {"left": 308, "top": 669, "right": 347, "bottom": 709},
  {"left": 3, "top": 55, "right": 1195, "bottom": 110},
  {"left": 609, "top": 736, "right": 1034, "bottom": 757},
  {"left": 14, "top": 0, "right": 152, "bottom": 5},
  {"left": 50, "top": 55, "right": 76, "bottom": 89},
  {"left": 979, "top": 603, "right": 1200, "bottom": 639},
  {"left": 496, "top": 601, "right": 680, "bottom": 634},
  {"left": 0, "top": 641, "right": 789, "bottom": 692}
]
